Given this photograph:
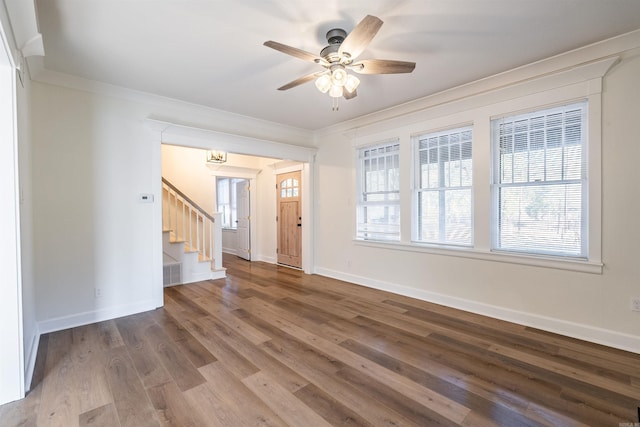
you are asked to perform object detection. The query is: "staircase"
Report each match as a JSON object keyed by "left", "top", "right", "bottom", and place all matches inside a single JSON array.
[{"left": 162, "top": 178, "right": 226, "bottom": 285}]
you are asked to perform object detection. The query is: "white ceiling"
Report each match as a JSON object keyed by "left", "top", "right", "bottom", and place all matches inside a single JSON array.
[{"left": 33, "top": 0, "right": 640, "bottom": 131}]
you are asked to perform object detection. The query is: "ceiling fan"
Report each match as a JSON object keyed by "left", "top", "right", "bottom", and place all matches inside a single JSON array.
[{"left": 264, "top": 15, "right": 416, "bottom": 108}]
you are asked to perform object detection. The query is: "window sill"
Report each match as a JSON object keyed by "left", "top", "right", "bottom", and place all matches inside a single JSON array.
[{"left": 353, "top": 239, "right": 603, "bottom": 274}]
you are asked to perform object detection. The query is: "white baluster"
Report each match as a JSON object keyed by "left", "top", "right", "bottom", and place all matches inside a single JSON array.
[
  {"left": 172, "top": 191, "right": 176, "bottom": 236},
  {"left": 202, "top": 216, "right": 206, "bottom": 258},
  {"left": 196, "top": 212, "right": 200, "bottom": 254},
  {"left": 181, "top": 199, "right": 186, "bottom": 243},
  {"left": 166, "top": 187, "right": 171, "bottom": 234},
  {"left": 213, "top": 213, "right": 222, "bottom": 271},
  {"left": 209, "top": 218, "right": 213, "bottom": 263},
  {"left": 189, "top": 207, "right": 193, "bottom": 250},
  {"left": 173, "top": 190, "right": 178, "bottom": 238}
]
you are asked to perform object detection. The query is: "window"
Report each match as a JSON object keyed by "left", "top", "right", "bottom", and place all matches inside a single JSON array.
[
  {"left": 492, "top": 101, "right": 587, "bottom": 257},
  {"left": 216, "top": 177, "right": 246, "bottom": 229},
  {"left": 414, "top": 126, "right": 473, "bottom": 246},
  {"left": 356, "top": 141, "right": 400, "bottom": 241},
  {"left": 279, "top": 177, "right": 299, "bottom": 198}
]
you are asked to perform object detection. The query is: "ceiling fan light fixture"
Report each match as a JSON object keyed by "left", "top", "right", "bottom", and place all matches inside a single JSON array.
[
  {"left": 315, "top": 74, "right": 331, "bottom": 93},
  {"left": 329, "top": 85, "right": 343, "bottom": 98},
  {"left": 344, "top": 74, "right": 360, "bottom": 93},
  {"left": 264, "top": 15, "right": 416, "bottom": 110},
  {"left": 331, "top": 67, "right": 348, "bottom": 86}
]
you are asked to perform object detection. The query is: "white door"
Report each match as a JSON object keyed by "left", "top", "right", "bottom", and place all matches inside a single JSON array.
[{"left": 236, "top": 180, "right": 251, "bottom": 260}]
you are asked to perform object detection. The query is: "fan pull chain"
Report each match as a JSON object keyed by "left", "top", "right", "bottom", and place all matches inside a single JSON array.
[{"left": 332, "top": 97, "right": 339, "bottom": 111}]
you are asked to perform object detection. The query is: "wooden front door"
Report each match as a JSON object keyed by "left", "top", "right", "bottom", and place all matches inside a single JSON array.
[{"left": 276, "top": 171, "right": 302, "bottom": 268}]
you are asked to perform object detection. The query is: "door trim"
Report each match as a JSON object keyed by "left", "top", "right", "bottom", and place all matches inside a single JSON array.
[{"left": 0, "top": 17, "right": 25, "bottom": 403}]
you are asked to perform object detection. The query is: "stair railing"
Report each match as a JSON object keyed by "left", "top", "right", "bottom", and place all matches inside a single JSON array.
[{"left": 162, "top": 178, "right": 222, "bottom": 271}]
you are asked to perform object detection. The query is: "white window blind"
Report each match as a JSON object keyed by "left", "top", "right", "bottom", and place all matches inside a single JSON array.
[
  {"left": 414, "top": 126, "right": 473, "bottom": 246},
  {"left": 492, "top": 101, "right": 587, "bottom": 257},
  {"left": 356, "top": 142, "right": 400, "bottom": 241}
]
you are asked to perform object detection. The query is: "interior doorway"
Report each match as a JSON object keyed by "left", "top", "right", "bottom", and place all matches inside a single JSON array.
[
  {"left": 150, "top": 119, "right": 316, "bottom": 307},
  {"left": 276, "top": 171, "right": 302, "bottom": 268},
  {"left": 215, "top": 175, "right": 252, "bottom": 260},
  {"left": 235, "top": 179, "right": 250, "bottom": 260}
]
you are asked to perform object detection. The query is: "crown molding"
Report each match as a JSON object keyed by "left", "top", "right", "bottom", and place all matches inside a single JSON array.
[{"left": 3, "top": 0, "right": 44, "bottom": 80}]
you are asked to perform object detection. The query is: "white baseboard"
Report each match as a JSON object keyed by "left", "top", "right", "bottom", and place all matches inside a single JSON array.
[
  {"left": 38, "top": 299, "right": 157, "bottom": 335},
  {"left": 256, "top": 255, "right": 277, "bottom": 264},
  {"left": 314, "top": 267, "right": 640, "bottom": 354},
  {"left": 24, "top": 330, "right": 40, "bottom": 392},
  {"left": 222, "top": 248, "right": 237, "bottom": 255},
  {"left": 210, "top": 268, "right": 227, "bottom": 280},
  {"left": 183, "top": 270, "right": 215, "bottom": 284}
]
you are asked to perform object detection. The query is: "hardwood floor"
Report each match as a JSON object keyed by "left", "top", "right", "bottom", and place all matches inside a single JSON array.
[{"left": 2, "top": 254, "right": 639, "bottom": 426}]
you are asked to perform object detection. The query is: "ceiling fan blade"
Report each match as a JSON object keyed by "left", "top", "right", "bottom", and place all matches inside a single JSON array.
[
  {"left": 264, "top": 41, "right": 323, "bottom": 64},
  {"left": 338, "top": 15, "right": 383, "bottom": 60},
  {"left": 277, "top": 72, "right": 322, "bottom": 91},
  {"left": 343, "top": 89, "right": 357, "bottom": 100},
  {"left": 350, "top": 59, "right": 416, "bottom": 74}
]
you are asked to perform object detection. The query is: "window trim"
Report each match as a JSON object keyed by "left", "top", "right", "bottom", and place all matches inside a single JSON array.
[{"left": 354, "top": 239, "right": 603, "bottom": 274}]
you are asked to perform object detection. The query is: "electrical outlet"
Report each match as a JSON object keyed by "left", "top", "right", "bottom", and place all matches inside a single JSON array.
[
  {"left": 631, "top": 297, "right": 640, "bottom": 312},
  {"left": 95, "top": 288, "right": 102, "bottom": 298}
]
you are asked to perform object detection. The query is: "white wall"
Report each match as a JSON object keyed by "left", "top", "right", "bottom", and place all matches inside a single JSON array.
[
  {"left": 161, "top": 144, "right": 217, "bottom": 214},
  {"left": 313, "top": 35, "right": 640, "bottom": 352},
  {"left": 31, "top": 82, "right": 312, "bottom": 332},
  {"left": 257, "top": 165, "right": 278, "bottom": 264},
  {"left": 32, "top": 83, "right": 158, "bottom": 328},
  {"left": 221, "top": 229, "right": 238, "bottom": 254}
]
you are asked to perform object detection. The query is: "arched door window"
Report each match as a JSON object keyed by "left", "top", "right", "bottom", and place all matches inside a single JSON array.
[{"left": 280, "top": 177, "right": 299, "bottom": 198}]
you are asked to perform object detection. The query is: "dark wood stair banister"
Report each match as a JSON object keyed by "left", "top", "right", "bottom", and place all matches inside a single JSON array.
[{"left": 162, "top": 177, "right": 215, "bottom": 223}]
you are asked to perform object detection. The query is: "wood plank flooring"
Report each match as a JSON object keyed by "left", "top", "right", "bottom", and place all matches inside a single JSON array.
[{"left": 2, "top": 254, "right": 639, "bottom": 426}]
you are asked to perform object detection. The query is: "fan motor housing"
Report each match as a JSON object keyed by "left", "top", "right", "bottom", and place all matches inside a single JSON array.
[
  {"left": 326, "top": 28, "right": 346, "bottom": 45},
  {"left": 321, "top": 28, "right": 347, "bottom": 61}
]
